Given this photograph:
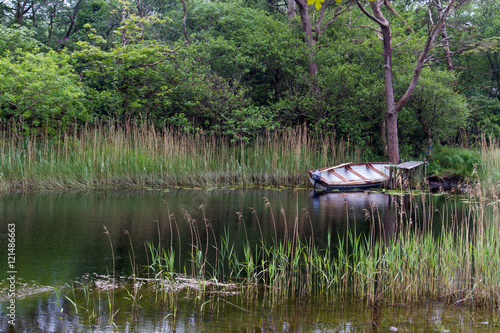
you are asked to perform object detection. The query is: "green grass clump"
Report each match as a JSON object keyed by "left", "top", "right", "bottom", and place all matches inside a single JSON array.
[
  {"left": 426, "top": 145, "right": 482, "bottom": 178},
  {"left": 479, "top": 136, "right": 500, "bottom": 195}
]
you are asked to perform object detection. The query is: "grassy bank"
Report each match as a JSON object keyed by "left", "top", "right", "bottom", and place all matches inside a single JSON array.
[
  {"left": 1, "top": 123, "right": 499, "bottom": 193},
  {"left": 0, "top": 124, "right": 365, "bottom": 191}
]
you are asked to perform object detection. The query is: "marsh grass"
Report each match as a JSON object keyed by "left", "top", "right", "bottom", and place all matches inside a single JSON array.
[
  {"left": 480, "top": 136, "right": 500, "bottom": 196},
  {"left": 53, "top": 190, "right": 500, "bottom": 331},
  {"left": 0, "top": 123, "right": 364, "bottom": 190},
  {"left": 343, "top": 191, "right": 500, "bottom": 306}
]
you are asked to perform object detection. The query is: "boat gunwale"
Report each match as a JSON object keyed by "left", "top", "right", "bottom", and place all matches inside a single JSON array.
[{"left": 308, "top": 162, "right": 392, "bottom": 188}]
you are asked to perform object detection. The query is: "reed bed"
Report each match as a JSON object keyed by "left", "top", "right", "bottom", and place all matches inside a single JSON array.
[
  {"left": 340, "top": 192, "right": 500, "bottom": 306},
  {"left": 480, "top": 135, "right": 500, "bottom": 196},
  {"left": 0, "top": 123, "right": 363, "bottom": 190}
]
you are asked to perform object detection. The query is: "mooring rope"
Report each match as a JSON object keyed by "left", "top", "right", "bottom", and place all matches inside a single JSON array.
[{"left": 422, "top": 145, "right": 433, "bottom": 161}]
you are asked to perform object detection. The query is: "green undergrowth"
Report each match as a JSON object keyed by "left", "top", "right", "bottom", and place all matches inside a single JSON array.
[
  {"left": 424, "top": 142, "right": 500, "bottom": 196},
  {"left": 480, "top": 137, "right": 500, "bottom": 195},
  {"left": 426, "top": 145, "right": 482, "bottom": 178}
]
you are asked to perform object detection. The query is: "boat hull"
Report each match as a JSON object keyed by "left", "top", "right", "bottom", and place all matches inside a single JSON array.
[
  {"left": 317, "top": 181, "right": 384, "bottom": 192},
  {"left": 308, "top": 162, "right": 392, "bottom": 192}
]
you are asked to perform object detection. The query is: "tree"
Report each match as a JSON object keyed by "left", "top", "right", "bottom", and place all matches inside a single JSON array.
[
  {"left": 0, "top": 50, "right": 87, "bottom": 135},
  {"left": 279, "top": 35, "right": 387, "bottom": 147},
  {"left": 449, "top": 0, "right": 500, "bottom": 143},
  {"left": 311, "top": 0, "right": 470, "bottom": 162},
  {"left": 0, "top": 25, "right": 47, "bottom": 54},
  {"left": 72, "top": 0, "right": 121, "bottom": 49},
  {"left": 403, "top": 69, "right": 469, "bottom": 149},
  {"left": 359, "top": 0, "right": 471, "bottom": 162},
  {"left": 293, "top": 0, "right": 352, "bottom": 76},
  {"left": 189, "top": 2, "right": 306, "bottom": 106}
]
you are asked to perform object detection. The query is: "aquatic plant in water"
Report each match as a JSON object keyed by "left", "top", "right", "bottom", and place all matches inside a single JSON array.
[{"left": 51, "top": 190, "right": 500, "bottom": 331}]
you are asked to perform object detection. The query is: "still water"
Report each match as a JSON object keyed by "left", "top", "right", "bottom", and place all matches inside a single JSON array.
[{"left": 0, "top": 189, "right": 498, "bottom": 332}]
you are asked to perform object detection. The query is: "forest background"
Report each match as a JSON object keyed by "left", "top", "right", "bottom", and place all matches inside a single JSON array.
[{"left": 0, "top": 0, "right": 499, "bottom": 184}]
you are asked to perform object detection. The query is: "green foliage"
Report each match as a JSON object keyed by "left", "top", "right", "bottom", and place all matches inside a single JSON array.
[
  {"left": 70, "top": 2, "right": 300, "bottom": 140},
  {"left": 278, "top": 36, "right": 386, "bottom": 152},
  {"left": 72, "top": 0, "right": 122, "bottom": 49},
  {"left": 216, "top": 106, "right": 278, "bottom": 142},
  {"left": 398, "top": 69, "right": 469, "bottom": 155},
  {"left": 426, "top": 145, "right": 481, "bottom": 177},
  {"left": 189, "top": 2, "right": 306, "bottom": 106},
  {"left": 114, "top": 0, "right": 170, "bottom": 45},
  {"left": 0, "top": 25, "right": 47, "bottom": 56},
  {"left": 467, "top": 95, "right": 500, "bottom": 140},
  {"left": 72, "top": 40, "right": 254, "bottom": 135},
  {"left": 0, "top": 50, "right": 87, "bottom": 136}
]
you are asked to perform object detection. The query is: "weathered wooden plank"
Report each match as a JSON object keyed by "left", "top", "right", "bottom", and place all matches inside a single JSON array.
[
  {"left": 346, "top": 165, "right": 369, "bottom": 181},
  {"left": 366, "top": 163, "right": 391, "bottom": 179},
  {"left": 321, "top": 162, "right": 352, "bottom": 172},
  {"left": 329, "top": 169, "right": 349, "bottom": 182},
  {"left": 397, "top": 161, "right": 424, "bottom": 170}
]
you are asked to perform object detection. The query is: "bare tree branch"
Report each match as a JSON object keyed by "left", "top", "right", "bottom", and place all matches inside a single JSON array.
[
  {"left": 393, "top": 36, "right": 412, "bottom": 49},
  {"left": 180, "top": 0, "right": 190, "bottom": 45},
  {"left": 355, "top": 0, "right": 385, "bottom": 27}
]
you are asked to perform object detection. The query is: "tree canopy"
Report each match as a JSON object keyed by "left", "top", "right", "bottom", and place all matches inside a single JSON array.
[{"left": 0, "top": 0, "right": 497, "bottom": 160}]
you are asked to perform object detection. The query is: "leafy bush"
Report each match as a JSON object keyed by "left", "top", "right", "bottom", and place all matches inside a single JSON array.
[
  {"left": 217, "top": 106, "right": 278, "bottom": 142},
  {"left": 72, "top": 40, "right": 251, "bottom": 129},
  {"left": 427, "top": 145, "right": 482, "bottom": 177},
  {"left": 0, "top": 25, "right": 47, "bottom": 56},
  {"left": 0, "top": 50, "right": 87, "bottom": 136}
]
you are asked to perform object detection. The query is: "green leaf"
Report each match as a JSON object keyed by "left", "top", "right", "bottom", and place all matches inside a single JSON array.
[{"left": 307, "top": 0, "right": 326, "bottom": 9}]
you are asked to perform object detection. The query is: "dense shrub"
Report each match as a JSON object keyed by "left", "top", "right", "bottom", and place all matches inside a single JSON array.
[{"left": 427, "top": 146, "right": 482, "bottom": 177}]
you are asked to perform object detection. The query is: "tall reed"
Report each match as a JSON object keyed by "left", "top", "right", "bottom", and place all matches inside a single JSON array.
[
  {"left": 139, "top": 191, "right": 500, "bottom": 308},
  {"left": 338, "top": 191, "right": 500, "bottom": 306},
  {"left": 0, "top": 123, "right": 364, "bottom": 190},
  {"left": 480, "top": 135, "right": 500, "bottom": 196}
]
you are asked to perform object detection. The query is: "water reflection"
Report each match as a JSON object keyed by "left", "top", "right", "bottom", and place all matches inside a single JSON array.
[
  {"left": 309, "top": 191, "right": 397, "bottom": 245},
  {"left": 0, "top": 190, "right": 404, "bottom": 286},
  {"left": 1, "top": 292, "right": 497, "bottom": 333},
  {"left": 0, "top": 189, "right": 488, "bottom": 332}
]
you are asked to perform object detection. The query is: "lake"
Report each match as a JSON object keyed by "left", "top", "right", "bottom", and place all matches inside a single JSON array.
[{"left": 0, "top": 189, "right": 498, "bottom": 332}]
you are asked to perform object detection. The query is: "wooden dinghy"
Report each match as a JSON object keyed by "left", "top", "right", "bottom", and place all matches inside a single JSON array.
[{"left": 308, "top": 162, "right": 392, "bottom": 192}]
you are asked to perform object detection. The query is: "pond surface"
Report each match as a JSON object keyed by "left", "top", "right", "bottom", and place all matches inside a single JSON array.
[{"left": 0, "top": 189, "right": 498, "bottom": 332}]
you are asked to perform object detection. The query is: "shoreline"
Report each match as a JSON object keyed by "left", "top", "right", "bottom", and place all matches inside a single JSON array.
[{"left": 0, "top": 176, "right": 472, "bottom": 194}]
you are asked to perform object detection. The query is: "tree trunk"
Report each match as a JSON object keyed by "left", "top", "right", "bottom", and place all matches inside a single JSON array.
[
  {"left": 381, "top": 113, "right": 388, "bottom": 156},
  {"left": 180, "top": 0, "right": 190, "bottom": 45},
  {"left": 440, "top": 24, "right": 454, "bottom": 71},
  {"left": 387, "top": 113, "right": 399, "bottom": 163},
  {"left": 287, "top": 0, "right": 296, "bottom": 22},
  {"left": 418, "top": 116, "right": 432, "bottom": 152},
  {"left": 382, "top": 35, "right": 399, "bottom": 162},
  {"left": 436, "top": 0, "right": 454, "bottom": 71},
  {"left": 14, "top": 0, "right": 29, "bottom": 24},
  {"left": 369, "top": 0, "right": 400, "bottom": 163},
  {"left": 64, "top": 0, "right": 83, "bottom": 40},
  {"left": 295, "top": 0, "right": 318, "bottom": 77}
]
